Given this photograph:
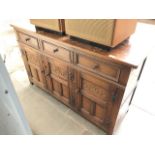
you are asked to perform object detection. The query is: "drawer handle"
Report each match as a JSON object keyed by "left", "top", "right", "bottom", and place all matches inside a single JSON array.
[
  {"left": 92, "top": 64, "right": 99, "bottom": 70},
  {"left": 75, "top": 88, "right": 80, "bottom": 93},
  {"left": 53, "top": 48, "right": 59, "bottom": 53},
  {"left": 41, "top": 70, "right": 44, "bottom": 73},
  {"left": 25, "top": 38, "right": 31, "bottom": 42}
]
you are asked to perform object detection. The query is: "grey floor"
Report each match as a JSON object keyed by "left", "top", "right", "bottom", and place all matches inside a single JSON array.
[{"left": 1, "top": 20, "right": 155, "bottom": 135}]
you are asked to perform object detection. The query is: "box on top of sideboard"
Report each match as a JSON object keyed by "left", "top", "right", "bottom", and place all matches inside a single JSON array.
[{"left": 30, "top": 19, "right": 137, "bottom": 48}]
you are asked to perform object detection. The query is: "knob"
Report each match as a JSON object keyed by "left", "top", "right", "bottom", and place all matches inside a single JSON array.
[
  {"left": 53, "top": 48, "right": 59, "bottom": 53},
  {"left": 25, "top": 38, "right": 30, "bottom": 42},
  {"left": 92, "top": 64, "right": 99, "bottom": 69},
  {"left": 75, "top": 88, "right": 80, "bottom": 93}
]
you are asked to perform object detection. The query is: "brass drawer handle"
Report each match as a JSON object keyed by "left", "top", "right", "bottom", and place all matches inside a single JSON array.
[
  {"left": 53, "top": 48, "right": 59, "bottom": 53},
  {"left": 25, "top": 38, "right": 31, "bottom": 42},
  {"left": 92, "top": 64, "right": 99, "bottom": 70}
]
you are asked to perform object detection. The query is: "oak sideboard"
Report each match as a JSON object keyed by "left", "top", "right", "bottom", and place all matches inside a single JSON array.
[{"left": 12, "top": 22, "right": 153, "bottom": 134}]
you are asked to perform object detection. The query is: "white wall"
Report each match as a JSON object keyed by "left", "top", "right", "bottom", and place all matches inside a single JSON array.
[{"left": 0, "top": 19, "right": 29, "bottom": 57}]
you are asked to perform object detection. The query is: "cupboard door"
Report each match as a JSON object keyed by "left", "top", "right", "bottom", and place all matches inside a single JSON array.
[
  {"left": 75, "top": 72, "right": 123, "bottom": 133},
  {"left": 43, "top": 56, "right": 73, "bottom": 106},
  {"left": 20, "top": 46, "right": 46, "bottom": 89}
]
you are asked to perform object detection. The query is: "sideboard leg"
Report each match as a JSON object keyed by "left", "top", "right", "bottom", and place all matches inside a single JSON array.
[{"left": 30, "top": 82, "right": 34, "bottom": 85}]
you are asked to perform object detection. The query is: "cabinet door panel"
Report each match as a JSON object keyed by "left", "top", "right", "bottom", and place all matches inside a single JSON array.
[
  {"left": 20, "top": 46, "right": 46, "bottom": 89},
  {"left": 62, "top": 85, "right": 69, "bottom": 98},
  {"left": 43, "top": 57, "right": 72, "bottom": 106},
  {"left": 76, "top": 72, "right": 120, "bottom": 132},
  {"left": 29, "top": 66, "right": 40, "bottom": 81},
  {"left": 53, "top": 79, "right": 62, "bottom": 96}
]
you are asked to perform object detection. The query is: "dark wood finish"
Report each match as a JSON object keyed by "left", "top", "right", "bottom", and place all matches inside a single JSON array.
[{"left": 12, "top": 22, "right": 152, "bottom": 134}]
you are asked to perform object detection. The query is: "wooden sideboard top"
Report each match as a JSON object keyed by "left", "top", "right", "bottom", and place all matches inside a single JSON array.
[{"left": 11, "top": 21, "right": 155, "bottom": 68}]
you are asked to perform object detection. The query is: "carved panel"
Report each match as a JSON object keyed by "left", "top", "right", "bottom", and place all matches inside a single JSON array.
[
  {"left": 26, "top": 50, "right": 40, "bottom": 66},
  {"left": 53, "top": 66, "right": 68, "bottom": 79},
  {"left": 45, "top": 57, "right": 71, "bottom": 105},
  {"left": 20, "top": 47, "right": 47, "bottom": 89},
  {"left": 51, "top": 63, "right": 68, "bottom": 80},
  {"left": 82, "top": 80, "right": 109, "bottom": 101}
]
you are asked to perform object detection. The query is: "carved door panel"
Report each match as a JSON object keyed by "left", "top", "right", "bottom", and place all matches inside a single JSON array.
[
  {"left": 43, "top": 56, "right": 73, "bottom": 106},
  {"left": 20, "top": 46, "right": 46, "bottom": 89},
  {"left": 75, "top": 72, "right": 121, "bottom": 132}
]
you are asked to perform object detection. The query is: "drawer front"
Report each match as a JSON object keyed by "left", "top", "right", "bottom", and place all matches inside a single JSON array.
[
  {"left": 76, "top": 54, "right": 121, "bottom": 82},
  {"left": 42, "top": 41, "right": 70, "bottom": 62},
  {"left": 18, "top": 32, "right": 39, "bottom": 49}
]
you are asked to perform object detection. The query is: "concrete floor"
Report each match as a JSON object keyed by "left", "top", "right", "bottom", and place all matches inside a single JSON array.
[{"left": 1, "top": 20, "right": 155, "bottom": 135}]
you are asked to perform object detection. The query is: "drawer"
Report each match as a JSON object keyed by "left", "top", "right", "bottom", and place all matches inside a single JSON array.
[
  {"left": 18, "top": 32, "right": 39, "bottom": 49},
  {"left": 42, "top": 41, "right": 70, "bottom": 62},
  {"left": 77, "top": 55, "right": 121, "bottom": 82}
]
